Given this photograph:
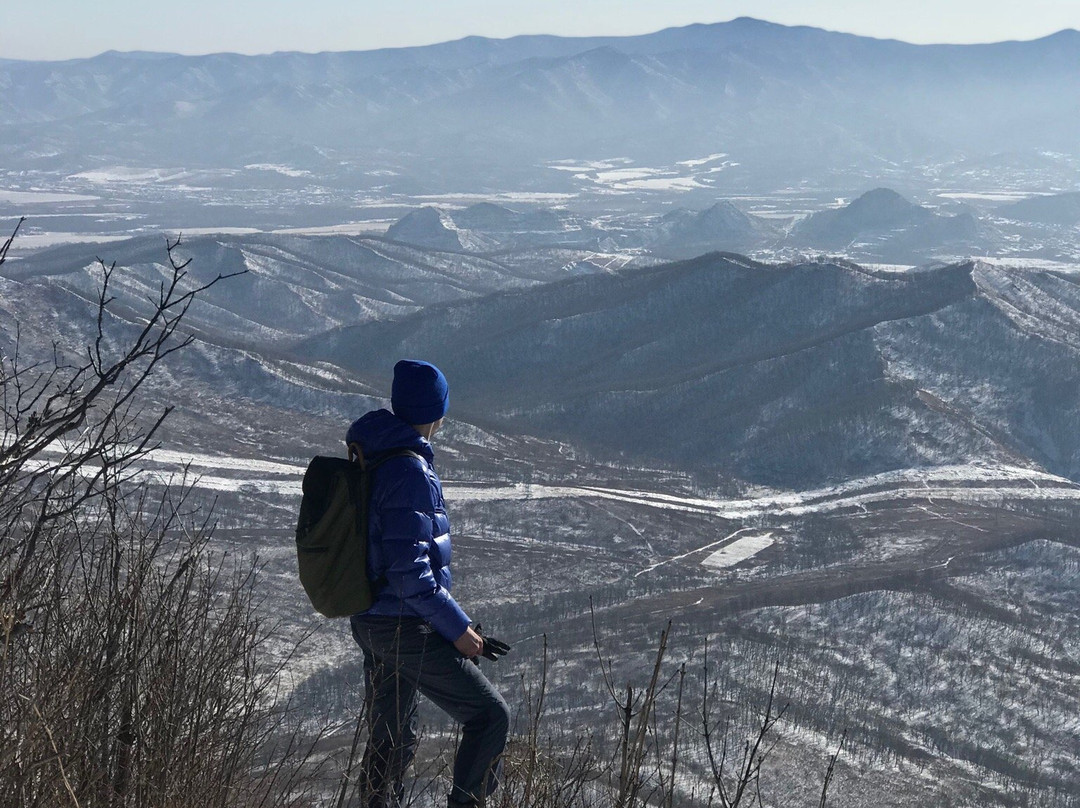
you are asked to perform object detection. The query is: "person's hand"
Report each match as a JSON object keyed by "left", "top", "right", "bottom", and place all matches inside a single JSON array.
[
  {"left": 480, "top": 635, "right": 511, "bottom": 662},
  {"left": 454, "top": 626, "right": 483, "bottom": 658},
  {"left": 472, "top": 623, "right": 511, "bottom": 664}
]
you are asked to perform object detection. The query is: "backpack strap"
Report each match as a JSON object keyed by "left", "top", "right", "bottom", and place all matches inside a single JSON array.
[
  {"left": 347, "top": 441, "right": 425, "bottom": 471},
  {"left": 350, "top": 445, "right": 427, "bottom": 600}
]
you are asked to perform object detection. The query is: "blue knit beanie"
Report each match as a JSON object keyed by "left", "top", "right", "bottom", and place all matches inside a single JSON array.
[{"left": 391, "top": 359, "right": 449, "bottom": 425}]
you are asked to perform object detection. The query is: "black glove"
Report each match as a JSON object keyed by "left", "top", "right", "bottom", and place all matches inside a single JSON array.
[
  {"left": 473, "top": 624, "right": 511, "bottom": 665},
  {"left": 481, "top": 635, "right": 511, "bottom": 662}
]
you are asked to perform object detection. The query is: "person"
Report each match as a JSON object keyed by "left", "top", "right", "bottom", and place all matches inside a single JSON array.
[{"left": 345, "top": 359, "right": 510, "bottom": 808}]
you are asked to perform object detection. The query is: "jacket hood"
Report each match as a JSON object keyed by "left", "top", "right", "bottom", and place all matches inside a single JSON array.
[{"left": 345, "top": 408, "right": 434, "bottom": 463}]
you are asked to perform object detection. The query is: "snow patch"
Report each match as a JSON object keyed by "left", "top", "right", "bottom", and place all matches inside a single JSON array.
[
  {"left": 702, "top": 533, "right": 776, "bottom": 570},
  {"left": 270, "top": 221, "right": 392, "bottom": 236},
  {"left": 70, "top": 167, "right": 190, "bottom": 183},
  {"left": 547, "top": 158, "right": 634, "bottom": 171},
  {"left": 244, "top": 163, "right": 312, "bottom": 178},
  {"left": 677, "top": 153, "right": 728, "bottom": 168},
  {"left": 0, "top": 189, "right": 99, "bottom": 203},
  {"left": 144, "top": 448, "right": 305, "bottom": 476},
  {"left": 5, "top": 233, "right": 130, "bottom": 250},
  {"left": 413, "top": 192, "right": 576, "bottom": 204},
  {"left": 937, "top": 192, "right": 1047, "bottom": 202},
  {"left": 617, "top": 177, "right": 706, "bottom": 191},
  {"left": 166, "top": 227, "right": 262, "bottom": 236},
  {"left": 971, "top": 256, "right": 1080, "bottom": 272}
]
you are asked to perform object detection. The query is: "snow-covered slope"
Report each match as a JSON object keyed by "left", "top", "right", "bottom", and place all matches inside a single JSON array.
[
  {"left": 4, "top": 231, "right": 616, "bottom": 345},
  {"left": 306, "top": 253, "right": 1080, "bottom": 487}
]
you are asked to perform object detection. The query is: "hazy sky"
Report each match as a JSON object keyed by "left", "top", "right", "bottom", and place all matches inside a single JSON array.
[{"left": 3, "top": 0, "right": 1078, "bottom": 61}]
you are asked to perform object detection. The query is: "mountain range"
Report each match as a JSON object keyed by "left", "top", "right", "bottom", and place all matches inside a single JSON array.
[
  {"left": 4, "top": 230, "right": 626, "bottom": 345},
  {"left": 3, "top": 19, "right": 1078, "bottom": 193},
  {"left": 300, "top": 251, "right": 1080, "bottom": 487},
  {"left": 374, "top": 189, "right": 992, "bottom": 263},
  {"left": 10, "top": 226, "right": 1080, "bottom": 490}
]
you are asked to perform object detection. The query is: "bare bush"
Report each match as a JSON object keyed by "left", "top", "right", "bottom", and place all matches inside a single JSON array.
[
  {"left": 483, "top": 610, "right": 845, "bottom": 808},
  {"left": 0, "top": 226, "right": 320, "bottom": 807}
]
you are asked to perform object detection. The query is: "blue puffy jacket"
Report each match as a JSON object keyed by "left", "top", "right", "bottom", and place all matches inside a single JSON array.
[{"left": 344, "top": 408, "right": 471, "bottom": 643}]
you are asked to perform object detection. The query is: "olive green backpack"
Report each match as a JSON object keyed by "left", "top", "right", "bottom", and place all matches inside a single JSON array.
[{"left": 295, "top": 449, "right": 422, "bottom": 617}]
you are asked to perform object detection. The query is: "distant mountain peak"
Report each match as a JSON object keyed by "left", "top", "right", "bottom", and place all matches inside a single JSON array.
[
  {"left": 728, "top": 16, "right": 783, "bottom": 28},
  {"left": 386, "top": 207, "right": 463, "bottom": 251},
  {"left": 1038, "top": 28, "right": 1080, "bottom": 42},
  {"left": 655, "top": 199, "right": 777, "bottom": 258},
  {"left": 845, "top": 187, "right": 920, "bottom": 218},
  {"left": 793, "top": 187, "right": 981, "bottom": 255},
  {"left": 703, "top": 199, "right": 751, "bottom": 216},
  {"left": 664, "top": 17, "right": 784, "bottom": 32}
]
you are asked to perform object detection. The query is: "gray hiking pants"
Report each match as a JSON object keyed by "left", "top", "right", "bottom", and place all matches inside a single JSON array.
[{"left": 350, "top": 615, "right": 510, "bottom": 808}]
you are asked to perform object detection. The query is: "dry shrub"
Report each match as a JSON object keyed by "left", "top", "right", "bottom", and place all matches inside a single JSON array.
[{"left": 0, "top": 229, "right": 321, "bottom": 808}]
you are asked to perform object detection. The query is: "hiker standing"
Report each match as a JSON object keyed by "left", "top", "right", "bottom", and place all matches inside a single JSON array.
[{"left": 346, "top": 359, "right": 510, "bottom": 808}]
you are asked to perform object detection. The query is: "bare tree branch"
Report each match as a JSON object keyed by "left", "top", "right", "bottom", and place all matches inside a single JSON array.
[
  {"left": 0, "top": 218, "right": 23, "bottom": 267},
  {"left": 819, "top": 730, "right": 846, "bottom": 808}
]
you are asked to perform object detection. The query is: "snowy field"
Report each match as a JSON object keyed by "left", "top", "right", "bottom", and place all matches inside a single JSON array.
[
  {"left": 0, "top": 189, "right": 99, "bottom": 203},
  {"left": 106, "top": 449, "right": 1080, "bottom": 529},
  {"left": 701, "top": 532, "right": 776, "bottom": 569},
  {"left": 547, "top": 153, "right": 740, "bottom": 194},
  {"left": 3, "top": 232, "right": 131, "bottom": 250}
]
